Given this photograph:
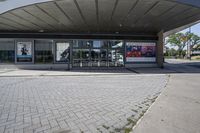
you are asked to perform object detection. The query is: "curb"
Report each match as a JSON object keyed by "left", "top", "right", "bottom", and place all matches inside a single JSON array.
[{"left": 131, "top": 74, "right": 171, "bottom": 133}]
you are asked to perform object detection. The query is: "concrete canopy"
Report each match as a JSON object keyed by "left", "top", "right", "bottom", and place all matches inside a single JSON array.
[{"left": 0, "top": 0, "right": 200, "bottom": 35}]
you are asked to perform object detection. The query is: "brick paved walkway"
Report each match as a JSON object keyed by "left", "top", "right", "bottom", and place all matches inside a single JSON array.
[{"left": 0, "top": 75, "right": 168, "bottom": 133}]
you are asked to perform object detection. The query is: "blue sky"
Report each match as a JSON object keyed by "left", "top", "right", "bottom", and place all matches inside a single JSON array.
[{"left": 182, "top": 23, "right": 200, "bottom": 36}]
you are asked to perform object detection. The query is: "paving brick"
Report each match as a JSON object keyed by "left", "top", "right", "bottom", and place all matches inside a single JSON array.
[{"left": 0, "top": 75, "right": 168, "bottom": 133}]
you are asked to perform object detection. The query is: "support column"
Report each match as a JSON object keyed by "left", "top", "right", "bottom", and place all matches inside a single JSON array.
[{"left": 157, "top": 31, "right": 164, "bottom": 68}]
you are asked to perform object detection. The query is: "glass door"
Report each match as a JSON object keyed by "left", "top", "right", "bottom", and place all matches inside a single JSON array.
[
  {"left": 72, "top": 49, "right": 81, "bottom": 67},
  {"left": 72, "top": 40, "right": 124, "bottom": 68},
  {"left": 91, "top": 49, "right": 100, "bottom": 67},
  {"left": 82, "top": 49, "right": 90, "bottom": 67},
  {"left": 100, "top": 49, "right": 107, "bottom": 67},
  {"left": 72, "top": 40, "right": 91, "bottom": 67},
  {"left": 108, "top": 41, "right": 124, "bottom": 67}
]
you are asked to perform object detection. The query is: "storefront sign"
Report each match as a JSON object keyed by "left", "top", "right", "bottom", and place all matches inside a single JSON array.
[
  {"left": 16, "top": 41, "right": 32, "bottom": 62},
  {"left": 126, "top": 42, "right": 156, "bottom": 62}
]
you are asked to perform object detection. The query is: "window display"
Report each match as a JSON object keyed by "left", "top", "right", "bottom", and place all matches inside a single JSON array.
[
  {"left": 56, "top": 42, "right": 70, "bottom": 62},
  {"left": 16, "top": 41, "right": 32, "bottom": 62},
  {"left": 126, "top": 42, "right": 156, "bottom": 62}
]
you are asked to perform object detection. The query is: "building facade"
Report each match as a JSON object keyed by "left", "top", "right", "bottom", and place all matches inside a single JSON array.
[
  {"left": 0, "top": 37, "right": 159, "bottom": 69},
  {"left": 0, "top": 0, "right": 200, "bottom": 70}
]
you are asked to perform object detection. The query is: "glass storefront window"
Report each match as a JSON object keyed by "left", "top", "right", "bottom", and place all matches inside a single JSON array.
[
  {"left": 56, "top": 42, "right": 70, "bottom": 62},
  {"left": 74, "top": 40, "right": 92, "bottom": 48},
  {"left": 0, "top": 40, "right": 15, "bottom": 63},
  {"left": 72, "top": 40, "right": 124, "bottom": 67},
  {"left": 35, "top": 40, "right": 53, "bottom": 64},
  {"left": 82, "top": 49, "right": 90, "bottom": 59},
  {"left": 72, "top": 49, "right": 81, "bottom": 59}
]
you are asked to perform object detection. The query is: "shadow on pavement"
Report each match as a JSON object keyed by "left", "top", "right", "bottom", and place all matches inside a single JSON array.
[
  {"left": 0, "top": 60, "right": 200, "bottom": 75},
  {"left": 129, "top": 61, "right": 200, "bottom": 74}
]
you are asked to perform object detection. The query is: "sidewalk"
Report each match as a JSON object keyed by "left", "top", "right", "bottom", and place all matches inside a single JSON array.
[
  {"left": 132, "top": 74, "right": 200, "bottom": 133},
  {"left": 0, "top": 68, "right": 135, "bottom": 77}
]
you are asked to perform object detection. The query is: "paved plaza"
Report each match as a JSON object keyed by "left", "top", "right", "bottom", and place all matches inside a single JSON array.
[{"left": 0, "top": 74, "right": 168, "bottom": 133}]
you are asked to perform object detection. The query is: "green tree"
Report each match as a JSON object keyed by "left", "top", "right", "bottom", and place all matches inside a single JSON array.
[
  {"left": 166, "top": 32, "right": 200, "bottom": 57},
  {"left": 166, "top": 32, "right": 189, "bottom": 57},
  {"left": 189, "top": 33, "right": 200, "bottom": 51}
]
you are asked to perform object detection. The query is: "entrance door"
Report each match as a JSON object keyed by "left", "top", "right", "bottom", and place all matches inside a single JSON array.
[
  {"left": 91, "top": 49, "right": 100, "bottom": 67},
  {"left": 72, "top": 40, "right": 91, "bottom": 67},
  {"left": 82, "top": 49, "right": 90, "bottom": 67},
  {"left": 100, "top": 49, "right": 107, "bottom": 67}
]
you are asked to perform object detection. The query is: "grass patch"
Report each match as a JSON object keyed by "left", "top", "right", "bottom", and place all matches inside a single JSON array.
[{"left": 124, "top": 128, "right": 132, "bottom": 133}]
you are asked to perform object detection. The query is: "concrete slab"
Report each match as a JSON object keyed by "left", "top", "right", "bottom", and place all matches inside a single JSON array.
[{"left": 132, "top": 74, "right": 200, "bottom": 133}]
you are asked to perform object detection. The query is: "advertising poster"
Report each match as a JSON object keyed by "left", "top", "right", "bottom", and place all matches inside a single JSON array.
[
  {"left": 56, "top": 42, "right": 70, "bottom": 62},
  {"left": 17, "top": 42, "right": 32, "bottom": 62},
  {"left": 126, "top": 42, "right": 156, "bottom": 62}
]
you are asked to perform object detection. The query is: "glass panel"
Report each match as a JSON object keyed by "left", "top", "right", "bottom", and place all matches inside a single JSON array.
[
  {"left": 75, "top": 40, "right": 92, "bottom": 48},
  {"left": 91, "top": 49, "right": 100, "bottom": 67},
  {"left": 115, "top": 49, "right": 124, "bottom": 66},
  {"left": 35, "top": 40, "right": 53, "bottom": 63},
  {"left": 72, "top": 40, "right": 124, "bottom": 67},
  {"left": 82, "top": 41, "right": 92, "bottom": 48},
  {"left": 108, "top": 41, "right": 123, "bottom": 49},
  {"left": 56, "top": 42, "right": 70, "bottom": 62},
  {"left": 82, "top": 49, "right": 90, "bottom": 67},
  {"left": 100, "top": 49, "right": 107, "bottom": 67},
  {"left": 0, "top": 40, "right": 15, "bottom": 63},
  {"left": 82, "top": 49, "right": 90, "bottom": 59},
  {"left": 72, "top": 49, "right": 81, "bottom": 67},
  {"left": 73, "top": 49, "right": 81, "bottom": 59},
  {"left": 108, "top": 49, "right": 116, "bottom": 66}
]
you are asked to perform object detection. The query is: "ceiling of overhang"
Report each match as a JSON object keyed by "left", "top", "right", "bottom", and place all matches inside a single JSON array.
[{"left": 0, "top": 0, "right": 200, "bottom": 35}]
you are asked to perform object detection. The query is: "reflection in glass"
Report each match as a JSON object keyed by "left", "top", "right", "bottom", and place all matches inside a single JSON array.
[
  {"left": 35, "top": 40, "right": 53, "bottom": 63},
  {"left": 72, "top": 40, "right": 124, "bottom": 67},
  {"left": 72, "top": 49, "right": 81, "bottom": 67},
  {"left": 108, "top": 41, "right": 123, "bottom": 49},
  {"left": 73, "top": 49, "right": 81, "bottom": 59},
  {"left": 91, "top": 49, "right": 100, "bottom": 67},
  {"left": 82, "top": 49, "right": 90, "bottom": 59},
  {"left": 108, "top": 49, "right": 124, "bottom": 66},
  {"left": 0, "top": 40, "right": 15, "bottom": 63},
  {"left": 100, "top": 49, "right": 107, "bottom": 66}
]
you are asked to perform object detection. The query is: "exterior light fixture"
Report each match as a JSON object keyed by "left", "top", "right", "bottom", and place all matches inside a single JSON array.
[{"left": 38, "top": 29, "right": 44, "bottom": 33}]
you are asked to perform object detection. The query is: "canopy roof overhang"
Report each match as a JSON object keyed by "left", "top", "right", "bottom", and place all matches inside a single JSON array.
[{"left": 0, "top": 0, "right": 200, "bottom": 36}]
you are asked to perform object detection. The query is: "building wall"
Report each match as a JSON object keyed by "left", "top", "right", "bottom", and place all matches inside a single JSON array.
[{"left": 0, "top": 38, "right": 160, "bottom": 69}]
